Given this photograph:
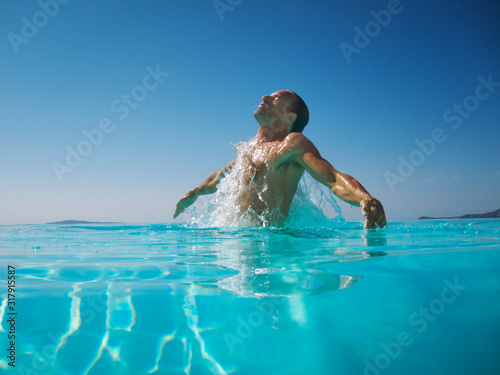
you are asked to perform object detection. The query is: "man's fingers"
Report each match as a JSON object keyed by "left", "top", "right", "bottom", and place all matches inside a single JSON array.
[
  {"left": 367, "top": 206, "right": 377, "bottom": 222},
  {"left": 362, "top": 201, "right": 375, "bottom": 229},
  {"left": 377, "top": 207, "right": 387, "bottom": 228},
  {"left": 380, "top": 215, "right": 387, "bottom": 228},
  {"left": 364, "top": 218, "right": 370, "bottom": 229},
  {"left": 374, "top": 211, "right": 384, "bottom": 225},
  {"left": 364, "top": 209, "right": 386, "bottom": 229},
  {"left": 364, "top": 217, "right": 376, "bottom": 229},
  {"left": 173, "top": 203, "right": 185, "bottom": 218},
  {"left": 371, "top": 210, "right": 386, "bottom": 228},
  {"left": 364, "top": 216, "right": 375, "bottom": 229}
]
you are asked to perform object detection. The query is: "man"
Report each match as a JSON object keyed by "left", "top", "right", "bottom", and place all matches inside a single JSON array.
[{"left": 174, "top": 90, "right": 386, "bottom": 229}]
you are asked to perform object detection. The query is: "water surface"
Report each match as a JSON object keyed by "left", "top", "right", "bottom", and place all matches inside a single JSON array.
[{"left": 1, "top": 220, "right": 499, "bottom": 374}]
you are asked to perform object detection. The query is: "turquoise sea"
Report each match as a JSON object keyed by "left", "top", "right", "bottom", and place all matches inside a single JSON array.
[{"left": 1, "top": 219, "right": 500, "bottom": 374}]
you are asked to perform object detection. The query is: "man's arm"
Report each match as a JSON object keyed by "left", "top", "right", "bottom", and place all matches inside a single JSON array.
[
  {"left": 173, "top": 159, "right": 236, "bottom": 218},
  {"left": 293, "top": 135, "right": 386, "bottom": 229}
]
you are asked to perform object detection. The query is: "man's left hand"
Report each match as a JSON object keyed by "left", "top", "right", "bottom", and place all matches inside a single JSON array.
[{"left": 361, "top": 197, "right": 387, "bottom": 229}]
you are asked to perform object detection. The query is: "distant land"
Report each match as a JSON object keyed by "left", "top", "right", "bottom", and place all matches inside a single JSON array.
[
  {"left": 418, "top": 208, "right": 500, "bottom": 220},
  {"left": 46, "top": 220, "right": 124, "bottom": 224}
]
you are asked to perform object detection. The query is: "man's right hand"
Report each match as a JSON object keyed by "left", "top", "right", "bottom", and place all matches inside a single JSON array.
[{"left": 173, "top": 192, "right": 197, "bottom": 218}]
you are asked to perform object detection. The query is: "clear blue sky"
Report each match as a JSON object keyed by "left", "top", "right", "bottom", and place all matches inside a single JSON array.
[{"left": 1, "top": 0, "right": 499, "bottom": 225}]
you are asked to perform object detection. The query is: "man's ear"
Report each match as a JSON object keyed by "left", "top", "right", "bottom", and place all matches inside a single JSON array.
[{"left": 286, "top": 112, "right": 297, "bottom": 125}]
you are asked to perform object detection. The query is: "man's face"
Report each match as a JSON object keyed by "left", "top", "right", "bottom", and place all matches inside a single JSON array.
[{"left": 254, "top": 90, "right": 295, "bottom": 126}]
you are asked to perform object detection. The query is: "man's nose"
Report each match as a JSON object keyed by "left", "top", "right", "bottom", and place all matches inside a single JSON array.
[{"left": 262, "top": 95, "right": 271, "bottom": 102}]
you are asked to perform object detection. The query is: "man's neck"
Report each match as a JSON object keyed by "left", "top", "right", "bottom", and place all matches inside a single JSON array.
[{"left": 256, "top": 123, "right": 289, "bottom": 142}]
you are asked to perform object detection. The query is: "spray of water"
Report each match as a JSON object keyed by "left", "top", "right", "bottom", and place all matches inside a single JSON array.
[
  {"left": 187, "top": 140, "right": 345, "bottom": 228},
  {"left": 286, "top": 173, "right": 344, "bottom": 229}
]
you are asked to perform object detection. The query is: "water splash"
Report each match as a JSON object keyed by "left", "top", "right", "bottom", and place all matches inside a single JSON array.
[
  {"left": 187, "top": 140, "right": 344, "bottom": 229},
  {"left": 190, "top": 140, "right": 261, "bottom": 227},
  {"left": 286, "top": 172, "right": 344, "bottom": 229}
]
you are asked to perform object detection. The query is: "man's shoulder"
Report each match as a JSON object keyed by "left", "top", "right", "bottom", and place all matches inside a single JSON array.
[
  {"left": 279, "top": 133, "right": 321, "bottom": 166},
  {"left": 284, "top": 132, "right": 316, "bottom": 150}
]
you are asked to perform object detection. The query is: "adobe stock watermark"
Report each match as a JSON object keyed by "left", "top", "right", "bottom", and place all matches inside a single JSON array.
[
  {"left": 385, "top": 73, "right": 500, "bottom": 192},
  {"left": 213, "top": 0, "right": 242, "bottom": 21},
  {"left": 223, "top": 292, "right": 285, "bottom": 354},
  {"left": 339, "top": 0, "right": 411, "bottom": 64},
  {"left": 15, "top": 330, "right": 61, "bottom": 375},
  {"left": 7, "top": 0, "right": 72, "bottom": 54},
  {"left": 356, "top": 277, "right": 466, "bottom": 375},
  {"left": 51, "top": 64, "right": 169, "bottom": 182}
]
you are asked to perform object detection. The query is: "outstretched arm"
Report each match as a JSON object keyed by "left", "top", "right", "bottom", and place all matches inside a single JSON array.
[
  {"left": 173, "top": 159, "right": 236, "bottom": 218},
  {"left": 295, "top": 138, "right": 386, "bottom": 229}
]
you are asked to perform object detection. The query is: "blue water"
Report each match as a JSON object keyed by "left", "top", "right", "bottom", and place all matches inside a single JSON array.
[{"left": 1, "top": 220, "right": 500, "bottom": 374}]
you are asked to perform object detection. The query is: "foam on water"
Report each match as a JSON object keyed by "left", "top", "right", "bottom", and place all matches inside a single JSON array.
[{"left": 186, "top": 139, "right": 344, "bottom": 229}]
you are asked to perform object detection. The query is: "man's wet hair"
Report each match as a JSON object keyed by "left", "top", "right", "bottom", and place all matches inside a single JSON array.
[{"left": 287, "top": 91, "right": 309, "bottom": 133}]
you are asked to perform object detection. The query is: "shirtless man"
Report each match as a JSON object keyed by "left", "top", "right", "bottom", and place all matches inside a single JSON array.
[{"left": 173, "top": 90, "right": 386, "bottom": 229}]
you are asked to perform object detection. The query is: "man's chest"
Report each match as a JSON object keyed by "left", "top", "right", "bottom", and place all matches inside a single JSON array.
[
  {"left": 236, "top": 142, "right": 293, "bottom": 184},
  {"left": 246, "top": 142, "right": 290, "bottom": 170}
]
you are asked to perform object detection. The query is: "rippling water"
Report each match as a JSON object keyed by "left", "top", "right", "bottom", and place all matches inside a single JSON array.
[{"left": 1, "top": 220, "right": 500, "bottom": 374}]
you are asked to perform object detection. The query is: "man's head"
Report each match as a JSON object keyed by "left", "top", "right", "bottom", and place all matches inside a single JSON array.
[
  {"left": 286, "top": 90, "right": 309, "bottom": 133},
  {"left": 254, "top": 90, "right": 309, "bottom": 133}
]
